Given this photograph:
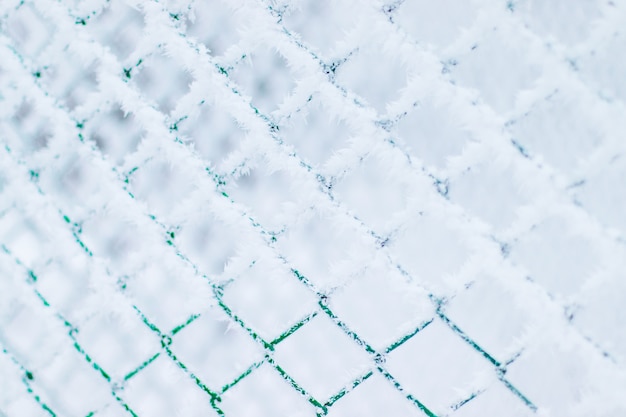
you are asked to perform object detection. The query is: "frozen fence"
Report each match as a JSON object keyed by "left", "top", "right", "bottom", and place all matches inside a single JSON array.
[{"left": 1, "top": 0, "right": 626, "bottom": 416}]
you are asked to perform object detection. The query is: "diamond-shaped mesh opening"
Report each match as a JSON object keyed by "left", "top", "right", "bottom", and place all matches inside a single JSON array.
[
  {"left": 132, "top": 50, "right": 194, "bottom": 115},
  {"left": 448, "top": 159, "right": 526, "bottom": 231},
  {"left": 388, "top": 211, "right": 471, "bottom": 292},
  {"left": 396, "top": 97, "right": 474, "bottom": 170},
  {"left": 80, "top": 210, "right": 144, "bottom": 271},
  {"left": 88, "top": 2, "right": 145, "bottom": 63},
  {"left": 279, "top": 95, "right": 352, "bottom": 168},
  {"left": 0, "top": 211, "right": 46, "bottom": 269},
  {"left": 333, "top": 153, "right": 410, "bottom": 235},
  {"left": 174, "top": 212, "right": 240, "bottom": 279},
  {"left": 6, "top": 99, "right": 53, "bottom": 157},
  {"left": 277, "top": 209, "right": 372, "bottom": 291},
  {"left": 170, "top": 306, "right": 264, "bottom": 391},
  {"left": 176, "top": 102, "right": 245, "bottom": 173},
  {"left": 335, "top": 41, "right": 409, "bottom": 115},
  {"left": 273, "top": 314, "right": 371, "bottom": 401},
  {"left": 86, "top": 105, "right": 144, "bottom": 166},
  {"left": 168, "top": 211, "right": 242, "bottom": 280},
  {"left": 330, "top": 259, "right": 433, "bottom": 351},
  {"left": 510, "top": 216, "right": 600, "bottom": 297},
  {"left": 39, "top": 150, "right": 105, "bottom": 218},
  {"left": 386, "top": 319, "right": 494, "bottom": 414},
  {"left": 126, "top": 156, "right": 197, "bottom": 219},
  {"left": 223, "top": 162, "right": 302, "bottom": 233},
  {"left": 229, "top": 45, "right": 297, "bottom": 116},
  {"left": 185, "top": 0, "right": 243, "bottom": 58},
  {"left": 221, "top": 256, "right": 318, "bottom": 342}
]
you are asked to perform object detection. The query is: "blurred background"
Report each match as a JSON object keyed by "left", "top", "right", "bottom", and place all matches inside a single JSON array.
[{"left": 1, "top": 0, "right": 626, "bottom": 416}]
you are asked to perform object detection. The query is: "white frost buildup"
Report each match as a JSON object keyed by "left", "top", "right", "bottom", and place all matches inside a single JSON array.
[{"left": 1, "top": 1, "right": 625, "bottom": 416}]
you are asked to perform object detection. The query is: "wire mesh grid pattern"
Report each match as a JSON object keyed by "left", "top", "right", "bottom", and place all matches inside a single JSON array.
[{"left": 1, "top": 0, "right": 626, "bottom": 416}]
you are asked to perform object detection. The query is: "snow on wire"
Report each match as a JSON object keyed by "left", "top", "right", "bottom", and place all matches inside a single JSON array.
[{"left": 1, "top": 0, "right": 626, "bottom": 416}]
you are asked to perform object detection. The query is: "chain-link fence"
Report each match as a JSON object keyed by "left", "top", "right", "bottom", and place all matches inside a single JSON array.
[{"left": 1, "top": 0, "right": 626, "bottom": 416}]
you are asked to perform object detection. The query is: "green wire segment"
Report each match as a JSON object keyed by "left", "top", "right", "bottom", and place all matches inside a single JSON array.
[
  {"left": 270, "top": 311, "right": 319, "bottom": 346},
  {"left": 0, "top": 1, "right": 546, "bottom": 415},
  {"left": 324, "top": 370, "right": 374, "bottom": 408},
  {"left": 0, "top": 344, "right": 57, "bottom": 417}
]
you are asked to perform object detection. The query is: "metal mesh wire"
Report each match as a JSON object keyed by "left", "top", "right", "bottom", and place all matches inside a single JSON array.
[{"left": 1, "top": 0, "right": 626, "bottom": 416}]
